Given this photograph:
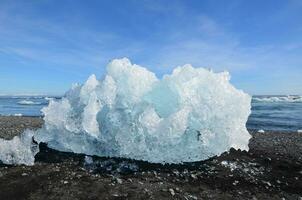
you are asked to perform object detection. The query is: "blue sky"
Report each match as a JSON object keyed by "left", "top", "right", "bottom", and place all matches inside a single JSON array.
[{"left": 0, "top": 0, "right": 301, "bottom": 95}]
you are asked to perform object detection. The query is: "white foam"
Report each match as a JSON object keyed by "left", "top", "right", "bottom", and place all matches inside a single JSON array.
[
  {"left": 33, "top": 58, "right": 251, "bottom": 164},
  {"left": 253, "top": 96, "right": 302, "bottom": 103}
]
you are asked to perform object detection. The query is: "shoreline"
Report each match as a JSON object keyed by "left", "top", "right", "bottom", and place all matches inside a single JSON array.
[{"left": 0, "top": 116, "right": 301, "bottom": 199}]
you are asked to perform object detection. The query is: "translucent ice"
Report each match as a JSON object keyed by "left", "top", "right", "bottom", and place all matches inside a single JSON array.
[
  {"left": 0, "top": 131, "right": 38, "bottom": 165},
  {"left": 34, "top": 58, "right": 251, "bottom": 163}
]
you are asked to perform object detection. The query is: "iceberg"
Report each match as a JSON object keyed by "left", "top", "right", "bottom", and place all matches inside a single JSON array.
[
  {"left": 0, "top": 131, "right": 38, "bottom": 165},
  {"left": 31, "top": 58, "right": 251, "bottom": 163}
]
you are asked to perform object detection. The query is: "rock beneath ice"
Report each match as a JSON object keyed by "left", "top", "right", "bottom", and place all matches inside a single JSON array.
[
  {"left": 34, "top": 58, "right": 251, "bottom": 163},
  {"left": 0, "top": 131, "right": 38, "bottom": 165}
]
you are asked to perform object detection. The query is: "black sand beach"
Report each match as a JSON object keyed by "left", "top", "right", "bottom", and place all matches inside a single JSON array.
[{"left": 0, "top": 116, "right": 301, "bottom": 200}]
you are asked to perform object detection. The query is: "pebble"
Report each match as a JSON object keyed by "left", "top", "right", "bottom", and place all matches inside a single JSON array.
[
  {"left": 172, "top": 170, "right": 179, "bottom": 176},
  {"left": 169, "top": 188, "right": 175, "bottom": 196},
  {"left": 63, "top": 181, "right": 68, "bottom": 184},
  {"left": 116, "top": 178, "right": 123, "bottom": 184},
  {"left": 233, "top": 180, "right": 239, "bottom": 186},
  {"left": 21, "top": 173, "right": 28, "bottom": 176},
  {"left": 187, "top": 194, "right": 198, "bottom": 200},
  {"left": 191, "top": 174, "right": 197, "bottom": 179}
]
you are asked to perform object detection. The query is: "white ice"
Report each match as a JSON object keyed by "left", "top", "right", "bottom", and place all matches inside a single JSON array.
[
  {"left": 0, "top": 131, "right": 38, "bottom": 165},
  {"left": 31, "top": 58, "right": 252, "bottom": 164}
]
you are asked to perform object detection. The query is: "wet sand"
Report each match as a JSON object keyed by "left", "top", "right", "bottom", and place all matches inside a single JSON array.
[{"left": 0, "top": 116, "right": 301, "bottom": 200}]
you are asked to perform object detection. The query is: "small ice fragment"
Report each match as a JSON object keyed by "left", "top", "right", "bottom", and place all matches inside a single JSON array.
[
  {"left": 0, "top": 131, "right": 38, "bottom": 165},
  {"left": 298, "top": 130, "right": 302, "bottom": 133},
  {"left": 258, "top": 129, "right": 265, "bottom": 133},
  {"left": 84, "top": 156, "right": 93, "bottom": 165}
]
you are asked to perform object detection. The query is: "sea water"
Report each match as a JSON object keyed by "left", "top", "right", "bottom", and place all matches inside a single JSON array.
[
  {"left": 0, "top": 95, "right": 300, "bottom": 132},
  {"left": 0, "top": 96, "right": 58, "bottom": 116}
]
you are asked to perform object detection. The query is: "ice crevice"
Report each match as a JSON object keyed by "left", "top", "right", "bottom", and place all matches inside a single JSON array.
[{"left": 0, "top": 58, "right": 252, "bottom": 165}]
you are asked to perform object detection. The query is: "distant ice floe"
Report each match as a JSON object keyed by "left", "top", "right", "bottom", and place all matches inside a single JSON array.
[
  {"left": 0, "top": 131, "right": 38, "bottom": 165},
  {"left": 17, "top": 100, "right": 42, "bottom": 105},
  {"left": 253, "top": 96, "right": 302, "bottom": 103},
  {"left": 44, "top": 97, "right": 54, "bottom": 101},
  {"left": 298, "top": 130, "right": 302, "bottom": 133},
  {"left": 258, "top": 129, "right": 265, "bottom": 133},
  {"left": 13, "top": 113, "right": 23, "bottom": 117},
  {"left": 33, "top": 58, "right": 251, "bottom": 164}
]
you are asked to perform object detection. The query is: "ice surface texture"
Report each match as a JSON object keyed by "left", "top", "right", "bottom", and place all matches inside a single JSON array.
[
  {"left": 0, "top": 131, "right": 38, "bottom": 165},
  {"left": 34, "top": 58, "right": 251, "bottom": 163}
]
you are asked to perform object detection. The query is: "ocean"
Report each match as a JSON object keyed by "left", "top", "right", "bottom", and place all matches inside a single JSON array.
[{"left": 0, "top": 95, "right": 301, "bottom": 132}]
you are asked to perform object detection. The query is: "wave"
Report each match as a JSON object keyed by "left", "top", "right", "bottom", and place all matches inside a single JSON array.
[{"left": 253, "top": 96, "right": 302, "bottom": 103}]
